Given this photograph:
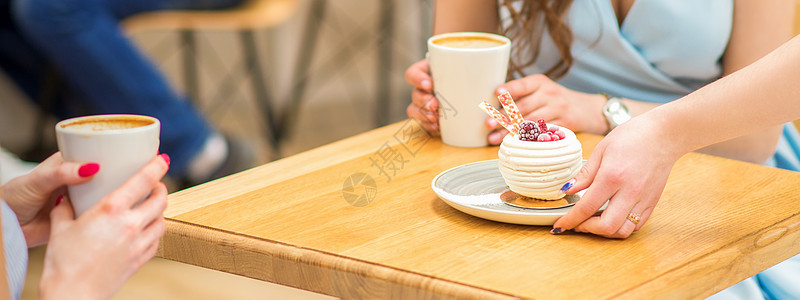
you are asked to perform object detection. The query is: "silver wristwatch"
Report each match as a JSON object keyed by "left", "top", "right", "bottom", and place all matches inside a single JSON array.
[{"left": 601, "top": 94, "right": 632, "bottom": 133}]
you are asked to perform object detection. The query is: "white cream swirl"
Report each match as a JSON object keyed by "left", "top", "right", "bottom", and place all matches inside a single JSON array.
[{"left": 498, "top": 126, "right": 583, "bottom": 200}]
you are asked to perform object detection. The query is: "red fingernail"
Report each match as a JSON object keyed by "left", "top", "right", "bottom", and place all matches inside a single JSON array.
[
  {"left": 160, "top": 153, "right": 170, "bottom": 166},
  {"left": 78, "top": 163, "right": 100, "bottom": 177},
  {"left": 56, "top": 195, "right": 63, "bottom": 206}
]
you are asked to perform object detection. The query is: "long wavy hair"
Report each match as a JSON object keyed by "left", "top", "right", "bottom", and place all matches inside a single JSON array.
[{"left": 500, "top": 0, "right": 575, "bottom": 79}]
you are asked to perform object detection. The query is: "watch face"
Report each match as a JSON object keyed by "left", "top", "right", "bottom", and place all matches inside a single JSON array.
[
  {"left": 611, "top": 111, "right": 632, "bottom": 125},
  {"left": 604, "top": 99, "right": 632, "bottom": 127}
]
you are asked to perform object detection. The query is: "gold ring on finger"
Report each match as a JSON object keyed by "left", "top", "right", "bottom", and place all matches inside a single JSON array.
[{"left": 627, "top": 212, "right": 641, "bottom": 225}]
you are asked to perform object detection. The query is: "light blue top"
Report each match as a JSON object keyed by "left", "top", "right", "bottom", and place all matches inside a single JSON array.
[
  {"left": 507, "top": 1, "right": 800, "bottom": 298},
  {"left": 1, "top": 201, "right": 27, "bottom": 300},
  {"left": 516, "top": 0, "right": 800, "bottom": 172}
]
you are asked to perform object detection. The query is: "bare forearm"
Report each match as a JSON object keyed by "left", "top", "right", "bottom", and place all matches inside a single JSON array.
[
  {"left": 695, "top": 126, "right": 782, "bottom": 164},
  {"left": 663, "top": 0, "right": 792, "bottom": 162},
  {"left": 624, "top": 98, "right": 782, "bottom": 164},
  {"left": 648, "top": 35, "right": 800, "bottom": 157},
  {"left": 433, "top": 0, "right": 498, "bottom": 34}
]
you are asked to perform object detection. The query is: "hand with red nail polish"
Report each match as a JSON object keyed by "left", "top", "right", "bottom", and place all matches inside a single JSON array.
[
  {"left": 1, "top": 152, "right": 97, "bottom": 247},
  {"left": 39, "top": 155, "right": 169, "bottom": 299}
]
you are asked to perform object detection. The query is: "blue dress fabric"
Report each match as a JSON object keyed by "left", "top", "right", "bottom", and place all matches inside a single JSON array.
[
  {"left": 1, "top": 201, "right": 28, "bottom": 300},
  {"left": 0, "top": 0, "right": 242, "bottom": 177},
  {"left": 507, "top": 0, "right": 800, "bottom": 299}
]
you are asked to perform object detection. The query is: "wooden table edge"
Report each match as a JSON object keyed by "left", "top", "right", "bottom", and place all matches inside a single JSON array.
[
  {"left": 616, "top": 210, "right": 800, "bottom": 299},
  {"left": 157, "top": 219, "right": 522, "bottom": 299},
  {"left": 159, "top": 121, "right": 800, "bottom": 298}
]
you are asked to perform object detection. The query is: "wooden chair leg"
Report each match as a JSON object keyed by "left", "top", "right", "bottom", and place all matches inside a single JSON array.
[
  {"left": 278, "top": 0, "right": 326, "bottom": 144},
  {"left": 376, "top": 0, "right": 394, "bottom": 127},
  {"left": 181, "top": 29, "right": 200, "bottom": 103},
  {"left": 239, "top": 29, "right": 281, "bottom": 159}
]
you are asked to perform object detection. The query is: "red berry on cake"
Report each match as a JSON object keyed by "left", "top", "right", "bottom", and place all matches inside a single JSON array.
[
  {"left": 518, "top": 120, "right": 540, "bottom": 142},
  {"left": 536, "top": 119, "right": 548, "bottom": 133},
  {"left": 537, "top": 132, "right": 553, "bottom": 142},
  {"left": 554, "top": 129, "right": 566, "bottom": 139},
  {"left": 517, "top": 120, "right": 570, "bottom": 142}
]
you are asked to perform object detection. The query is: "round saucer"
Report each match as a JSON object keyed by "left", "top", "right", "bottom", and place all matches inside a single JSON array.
[{"left": 431, "top": 159, "right": 602, "bottom": 226}]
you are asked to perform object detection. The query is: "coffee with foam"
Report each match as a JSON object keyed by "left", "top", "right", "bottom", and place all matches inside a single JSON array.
[
  {"left": 432, "top": 36, "right": 507, "bottom": 49},
  {"left": 60, "top": 115, "right": 155, "bottom": 132}
]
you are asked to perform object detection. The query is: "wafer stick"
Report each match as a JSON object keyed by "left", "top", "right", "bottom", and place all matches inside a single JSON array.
[
  {"left": 497, "top": 91, "right": 524, "bottom": 128},
  {"left": 479, "top": 101, "right": 517, "bottom": 135}
]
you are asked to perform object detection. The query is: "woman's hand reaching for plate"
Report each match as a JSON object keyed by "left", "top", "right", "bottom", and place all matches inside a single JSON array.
[{"left": 552, "top": 116, "right": 681, "bottom": 238}]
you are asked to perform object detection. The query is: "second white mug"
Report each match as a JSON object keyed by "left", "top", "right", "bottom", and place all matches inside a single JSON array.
[{"left": 427, "top": 32, "right": 511, "bottom": 147}]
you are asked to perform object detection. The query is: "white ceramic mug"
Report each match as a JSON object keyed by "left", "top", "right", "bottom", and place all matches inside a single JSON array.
[
  {"left": 427, "top": 32, "right": 511, "bottom": 147},
  {"left": 55, "top": 114, "right": 160, "bottom": 216}
]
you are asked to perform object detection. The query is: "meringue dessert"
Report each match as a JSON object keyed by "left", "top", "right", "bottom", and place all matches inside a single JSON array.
[
  {"left": 498, "top": 120, "right": 583, "bottom": 200},
  {"left": 479, "top": 92, "right": 583, "bottom": 200}
]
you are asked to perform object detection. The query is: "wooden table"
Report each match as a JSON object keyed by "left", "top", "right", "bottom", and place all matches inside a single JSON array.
[{"left": 158, "top": 120, "right": 800, "bottom": 299}]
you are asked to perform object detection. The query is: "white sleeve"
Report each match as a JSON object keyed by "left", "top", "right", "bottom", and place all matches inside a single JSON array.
[{"left": 0, "top": 146, "right": 37, "bottom": 185}]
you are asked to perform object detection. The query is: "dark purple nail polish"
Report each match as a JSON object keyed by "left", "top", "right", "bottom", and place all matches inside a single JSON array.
[
  {"left": 550, "top": 227, "right": 563, "bottom": 234},
  {"left": 561, "top": 181, "right": 574, "bottom": 192}
]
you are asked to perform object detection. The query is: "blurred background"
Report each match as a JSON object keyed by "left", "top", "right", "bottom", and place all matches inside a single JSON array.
[{"left": 0, "top": 0, "right": 432, "bottom": 298}]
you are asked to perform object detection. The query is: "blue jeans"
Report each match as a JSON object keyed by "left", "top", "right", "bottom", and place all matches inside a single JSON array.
[{"left": 0, "top": 0, "right": 241, "bottom": 176}]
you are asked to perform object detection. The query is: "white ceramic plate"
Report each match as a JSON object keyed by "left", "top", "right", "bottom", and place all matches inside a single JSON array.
[{"left": 432, "top": 159, "right": 603, "bottom": 226}]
